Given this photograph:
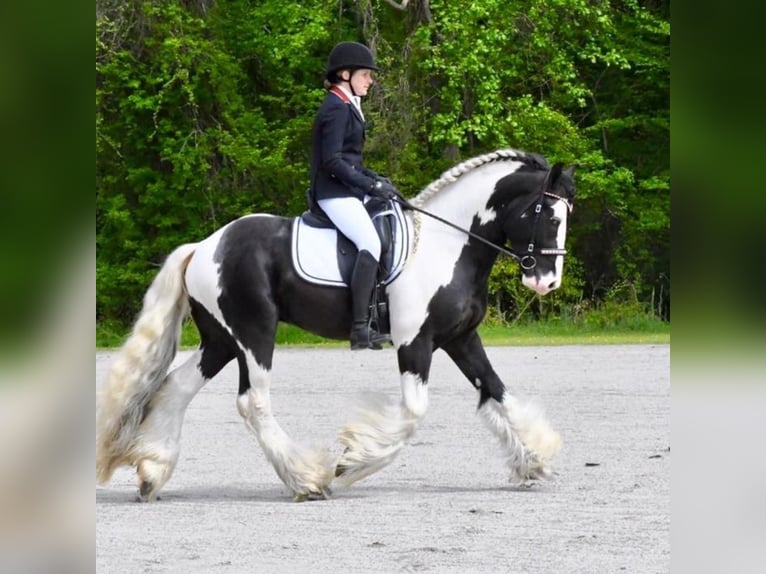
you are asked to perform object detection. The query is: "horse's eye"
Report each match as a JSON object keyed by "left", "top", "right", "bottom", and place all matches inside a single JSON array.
[{"left": 551, "top": 217, "right": 561, "bottom": 226}]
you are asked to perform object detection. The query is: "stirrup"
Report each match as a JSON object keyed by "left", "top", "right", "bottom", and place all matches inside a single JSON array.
[{"left": 350, "top": 326, "right": 390, "bottom": 350}]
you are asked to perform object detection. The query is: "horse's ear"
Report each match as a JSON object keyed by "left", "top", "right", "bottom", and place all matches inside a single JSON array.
[
  {"left": 563, "top": 164, "right": 576, "bottom": 178},
  {"left": 547, "top": 163, "right": 563, "bottom": 190}
]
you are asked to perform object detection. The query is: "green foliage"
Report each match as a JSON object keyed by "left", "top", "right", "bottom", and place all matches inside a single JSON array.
[
  {"left": 96, "top": 0, "right": 669, "bottom": 325},
  {"left": 96, "top": 0, "right": 337, "bottom": 322}
]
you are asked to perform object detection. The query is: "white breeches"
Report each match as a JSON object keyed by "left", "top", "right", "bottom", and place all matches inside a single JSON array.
[{"left": 317, "top": 196, "right": 381, "bottom": 260}]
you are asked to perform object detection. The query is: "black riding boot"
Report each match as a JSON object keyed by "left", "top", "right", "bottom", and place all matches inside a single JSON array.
[{"left": 349, "top": 250, "right": 390, "bottom": 350}]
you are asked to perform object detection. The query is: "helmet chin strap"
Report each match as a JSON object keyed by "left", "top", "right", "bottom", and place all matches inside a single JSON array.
[{"left": 341, "top": 70, "right": 358, "bottom": 97}]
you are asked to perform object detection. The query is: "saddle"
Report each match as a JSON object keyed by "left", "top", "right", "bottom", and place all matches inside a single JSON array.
[
  {"left": 291, "top": 198, "right": 410, "bottom": 341},
  {"left": 291, "top": 197, "right": 410, "bottom": 288}
]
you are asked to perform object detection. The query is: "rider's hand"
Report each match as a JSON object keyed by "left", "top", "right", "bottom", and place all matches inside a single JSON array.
[{"left": 371, "top": 179, "right": 398, "bottom": 199}]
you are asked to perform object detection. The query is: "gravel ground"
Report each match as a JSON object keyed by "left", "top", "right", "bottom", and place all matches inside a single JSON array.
[{"left": 96, "top": 344, "right": 669, "bottom": 574}]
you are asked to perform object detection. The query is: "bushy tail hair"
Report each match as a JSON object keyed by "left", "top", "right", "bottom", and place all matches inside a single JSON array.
[{"left": 96, "top": 243, "right": 197, "bottom": 484}]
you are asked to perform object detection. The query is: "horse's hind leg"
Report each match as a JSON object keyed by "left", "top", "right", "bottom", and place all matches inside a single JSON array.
[
  {"left": 232, "top": 315, "right": 334, "bottom": 501},
  {"left": 131, "top": 349, "right": 210, "bottom": 500},
  {"left": 443, "top": 330, "right": 561, "bottom": 483},
  {"left": 134, "top": 304, "right": 235, "bottom": 501}
]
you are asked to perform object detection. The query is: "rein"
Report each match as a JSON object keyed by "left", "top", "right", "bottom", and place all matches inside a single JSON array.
[
  {"left": 393, "top": 196, "right": 532, "bottom": 267},
  {"left": 392, "top": 170, "right": 570, "bottom": 270}
]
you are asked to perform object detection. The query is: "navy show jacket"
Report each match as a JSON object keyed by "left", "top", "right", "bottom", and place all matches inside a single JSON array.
[{"left": 309, "top": 90, "right": 377, "bottom": 204}]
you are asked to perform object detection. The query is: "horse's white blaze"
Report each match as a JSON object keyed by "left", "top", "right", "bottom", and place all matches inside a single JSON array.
[
  {"left": 236, "top": 349, "right": 333, "bottom": 497},
  {"left": 521, "top": 200, "right": 569, "bottom": 295},
  {"left": 389, "top": 162, "right": 522, "bottom": 346},
  {"left": 479, "top": 392, "right": 561, "bottom": 483},
  {"left": 553, "top": 200, "right": 569, "bottom": 282},
  {"left": 401, "top": 372, "right": 429, "bottom": 417}
]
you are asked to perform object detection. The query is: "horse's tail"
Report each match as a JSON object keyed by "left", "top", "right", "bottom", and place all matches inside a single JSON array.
[{"left": 96, "top": 242, "right": 197, "bottom": 484}]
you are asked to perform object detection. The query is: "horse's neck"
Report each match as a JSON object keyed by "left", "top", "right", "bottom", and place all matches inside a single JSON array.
[
  {"left": 410, "top": 164, "right": 514, "bottom": 281},
  {"left": 418, "top": 162, "right": 514, "bottom": 234}
]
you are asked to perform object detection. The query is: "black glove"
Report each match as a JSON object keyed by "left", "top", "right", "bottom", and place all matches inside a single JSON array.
[{"left": 370, "top": 178, "right": 399, "bottom": 200}]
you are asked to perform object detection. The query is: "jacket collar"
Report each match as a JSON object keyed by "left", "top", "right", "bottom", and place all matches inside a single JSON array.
[{"left": 330, "top": 85, "right": 364, "bottom": 121}]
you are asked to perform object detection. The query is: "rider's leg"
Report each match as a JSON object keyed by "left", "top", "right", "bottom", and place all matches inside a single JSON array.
[{"left": 317, "top": 197, "right": 389, "bottom": 349}]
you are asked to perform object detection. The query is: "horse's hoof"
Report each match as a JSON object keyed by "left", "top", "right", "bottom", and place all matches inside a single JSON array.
[
  {"left": 136, "top": 493, "right": 162, "bottom": 502},
  {"left": 527, "top": 459, "right": 554, "bottom": 481},
  {"left": 137, "top": 480, "right": 161, "bottom": 502},
  {"left": 293, "top": 488, "right": 331, "bottom": 503},
  {"left": 139, "top": 480, "right": 153, "bottom": 498}
]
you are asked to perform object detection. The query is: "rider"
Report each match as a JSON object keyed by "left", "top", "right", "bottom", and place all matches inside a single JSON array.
[{"left": 308, "top": 41, "right": 398, "bottom": 350}]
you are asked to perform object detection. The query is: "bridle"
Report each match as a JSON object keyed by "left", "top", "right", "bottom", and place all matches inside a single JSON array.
[
  {"left": 392, "top": 168, "right": 573, "bottom": 271},
  {"left": 513, "top": 168, "right": 573, "bottom": 269}
]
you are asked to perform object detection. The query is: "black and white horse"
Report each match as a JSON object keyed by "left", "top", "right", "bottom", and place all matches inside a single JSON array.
[{"left": 96, "top": 149, "right": 575, "bottom": 501}]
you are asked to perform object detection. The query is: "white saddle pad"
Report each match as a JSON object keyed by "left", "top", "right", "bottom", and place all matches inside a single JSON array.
[{"left": 291, "top": 201, "right": 411, "bottom": 287}]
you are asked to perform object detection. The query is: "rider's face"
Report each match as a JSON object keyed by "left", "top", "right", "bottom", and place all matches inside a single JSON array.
[{"left": 342, "top": 69, "right": 374, "bottom": 96}]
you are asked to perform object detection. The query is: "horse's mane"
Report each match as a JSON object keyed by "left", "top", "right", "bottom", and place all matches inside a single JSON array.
[{"left": 410, "top": 148, "right": 549, "bottom": 207}]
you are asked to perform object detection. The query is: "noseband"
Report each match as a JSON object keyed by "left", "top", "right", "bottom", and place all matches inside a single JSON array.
[{"left": 393, "top": 168, "right": 572, "bottom": 271}]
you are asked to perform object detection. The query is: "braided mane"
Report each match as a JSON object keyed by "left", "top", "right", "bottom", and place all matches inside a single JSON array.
[{"left": 411, "top": 148, "right": 545, "bottom": 207}]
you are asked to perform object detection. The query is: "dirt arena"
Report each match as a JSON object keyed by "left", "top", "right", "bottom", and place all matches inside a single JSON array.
[{"left": 97, "top": 344, "right": 669, "bottom": 573}]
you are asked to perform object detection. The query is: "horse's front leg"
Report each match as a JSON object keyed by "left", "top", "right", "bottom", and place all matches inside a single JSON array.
[
  {"left": 443, "top": 330, "right": 561, "bottom": 484},
  {"left": 334, "top": 338, "right": 433, "bottom": 486},
  {"left": 236, "top": 347, "right": 335, "bottom": 502}
]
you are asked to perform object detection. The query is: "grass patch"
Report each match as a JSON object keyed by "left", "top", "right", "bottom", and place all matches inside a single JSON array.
[
  {"left": 275, "top": 323, "right": 344, "bottom": 346},
  {"left": 477, "top": 321, "right": 669, "bottom": 346},
  {"left": 97, "top": 311, "right": 669, "bottom": 350},
  {"left": 96, "top": 319, "right": 131, "bottom": 349}
]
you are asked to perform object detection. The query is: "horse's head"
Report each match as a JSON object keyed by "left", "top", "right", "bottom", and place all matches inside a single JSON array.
[
  {"left": 500, "top": 162, "right": 576, "bottom": 296},
  {"left": 410, "top": 149, "right": 575, "bottom": 297}
]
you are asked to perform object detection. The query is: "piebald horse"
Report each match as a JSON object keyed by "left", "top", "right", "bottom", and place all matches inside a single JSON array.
[{"left": 96, "top": 149, "right": 575, "bottom": 501}]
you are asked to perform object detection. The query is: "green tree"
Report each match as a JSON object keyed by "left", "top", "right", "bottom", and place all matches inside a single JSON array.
[{"left": 96, "top": 0, "right": 669, "bottom": 326}]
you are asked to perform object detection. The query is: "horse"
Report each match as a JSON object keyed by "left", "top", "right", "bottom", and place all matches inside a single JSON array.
[{"left": 96, "top": 148, "right": 576, "bottom": 502}]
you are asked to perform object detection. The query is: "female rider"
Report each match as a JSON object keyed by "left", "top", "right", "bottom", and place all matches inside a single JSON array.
[{"left": 308, "top": 41, "right": 398, "bottom": 350}]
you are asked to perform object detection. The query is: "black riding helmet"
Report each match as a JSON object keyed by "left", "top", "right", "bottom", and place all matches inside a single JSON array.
[{"left": 325, "top": 41, "right": 380, "bottom": 81}]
